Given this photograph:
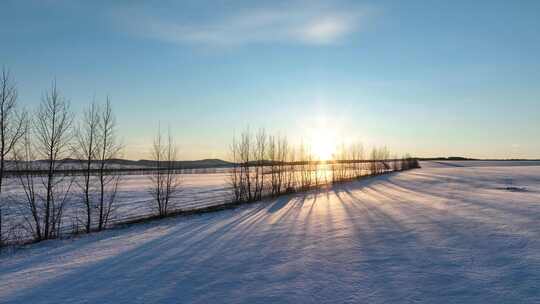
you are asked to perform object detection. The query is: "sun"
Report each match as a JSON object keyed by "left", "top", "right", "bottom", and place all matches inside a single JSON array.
[{"left": 310, "top": 129, "right": 337, "bottom": 161}]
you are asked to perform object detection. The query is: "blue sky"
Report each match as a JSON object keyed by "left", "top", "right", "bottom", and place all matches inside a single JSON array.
[{"left": 1, "top": 0, "right": 539, "bottom": 160}]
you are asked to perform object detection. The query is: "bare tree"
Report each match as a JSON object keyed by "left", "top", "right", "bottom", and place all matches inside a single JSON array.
[
  {"left": 0, "top": 68, "right": 25, "bottom": 245},
  {"left": 229, "top": 134, "right": 242, "bottom": 202},
  {"left": 96, "top": 98, "right": 122, "bottom": 230},
  {"left": 268, "top": 135, "right": 278, "bottom": 195},
  {"left": 232, "top": 130, "right": 290, "bottom": 201},
  {"left": 0, "top": 68, "right": 25, "bottom": 191},
  {"left": 34, "top": 81, "right": 74, "bottom": 239},
  {"left": 392, "top": 154, "right": 400, "bottom": 172},
  {"left": 13, "top": 122, "right": 42, "bottom": 240},
  {"left": 254, "top": 128, "right": 266, "bottom": 200},
  {"left": 286, "top": 145, "right": 296, "bottom": 192},
  {"left": 351, "top": 143, "right": 364, "bottom": 179},
  {"left": 299, "top": 141, "right": 311, "bottom": 189},
  {"left": 277, "top": 136, "right": 288, "bottom": 194},
  {"left": 73, "top": 101, "right": 99, "bottom": 233},
  {"left": 149, "top": 127, "right": 180, "bottom": 217},
  {"left": 239, "top": 129, "right": 252, "bottom": 201},
  {"left": 370, "top": 148, "right": 379, "bottom": 175},
  {"left": 380, "top": 146, "right": 390, "bottom": 173}
]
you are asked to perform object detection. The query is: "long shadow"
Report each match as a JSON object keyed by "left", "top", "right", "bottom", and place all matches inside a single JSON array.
[
  {"left": 1, "top": 194, "right": 303, "bottom": 303},
  {"left": 4, "top": 186, "right": 330, "bottom": 302},
  {"left": 267, "top": 195, "right": 295, "bottom": 214},
  {"left": 332, "top": 186, "right": 440, "bottom": 301},
  {"left": 331, "top": 178, "right": 540, "bottom": 302},
  {"left": 368, "top": 179, "right": 519, "bottom": 237},
  {"left": 1, "top": 217, "right": 213, "bottom": 302},
  {"left": 0, "top": 214, "right": 213, "bottom": 275},
  {"left": 384, "top": 176, "right": 540, "bottom": 224},
  {"left": 362, "top": 185, "right": 476, "bottom": 243}
]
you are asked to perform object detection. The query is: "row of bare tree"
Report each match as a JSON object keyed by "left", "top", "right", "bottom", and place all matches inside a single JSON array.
[
  {"left": 0, "top": 68, "right": 180, "bottom": 246},
  {"left": 229, "top": 129, "right": 419, "bottom": 203},
  {"left": 0, "top": 72, "right": 122, "bottom": 243}
]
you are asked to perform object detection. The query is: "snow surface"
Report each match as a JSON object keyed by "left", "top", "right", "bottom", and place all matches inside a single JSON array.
[
  {"left": 1, "top": 162, "right": 540, "bottom": 303},
  {"left": 1, "top": 167, "right": 370, "bottom": 242},
  {"left": 1, "top": 173, "right": 231, "bottom": 242}
]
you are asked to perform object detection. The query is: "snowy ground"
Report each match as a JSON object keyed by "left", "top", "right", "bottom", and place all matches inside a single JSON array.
[
  {"left": 1, "top": 161, "right": 540, "bottom": 303},
  {"left": 1, "top": 173, "right": 231, "bottom": 242},
  {"left": 1, "top": 167, "right": 363, "bottom": 242}
]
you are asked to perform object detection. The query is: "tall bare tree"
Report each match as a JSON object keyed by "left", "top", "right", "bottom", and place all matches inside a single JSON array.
[
  {"left": 351, "top": 143, "right": 364, "bottom": 179},
  {"left": 74, "top": 101, "right": 99, "bottom": 233},
  {"left": 0, "top": 68, "right": 25, "bottom": 191},
  {"left": 277, "top": 136, "right": 288, "bottom": 194},
  {"left": 239, "top": 130, "right": 252, "bottom": 201},
  {"left": 286, "top": 145, "right": 296, "bottom": 192},
  {"left": 0, "top": 68, "right": 25, "bottom": 244},
  {"left": 149, "top": 127, "right": 181, "bottom": 217},
  {"left": 229, "top": 134, "right": 242, "bottom": 202},
  {"left": 96, "top": 98, "right": 122, "bottom": 230},
  {"left": 34, "top": 81, "right": 74, "bottom": 239},
  {"left": 299, "top": 141, "right": 311, "bottom": 189},
  {"left": 14, "top": 122, "right": 42, "bottom": 240},
  {"left": 254, "top": 128, "right": 266, "bottom": 200},
  {"left": 268, "top": 135, "right": 278, "bottom": 195}
]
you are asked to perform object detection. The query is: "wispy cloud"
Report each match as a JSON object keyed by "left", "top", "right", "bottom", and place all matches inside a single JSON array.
[{"left": 110, "top": 2, "right": 371, "bottom": 47}]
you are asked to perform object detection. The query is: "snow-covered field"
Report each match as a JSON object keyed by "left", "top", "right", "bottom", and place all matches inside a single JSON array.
[
  {"left": 1, "top": 161, "right": 540, "bottom": 303},
  {"left": 1, "top": 173, "right": 231, "bottom": 242},
  {"left": 1, "top": 166, "right": 366, "bottom": 242}
]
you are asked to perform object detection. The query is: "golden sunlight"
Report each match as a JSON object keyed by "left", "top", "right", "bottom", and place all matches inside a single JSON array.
[{"left": 310, "top": 129, "right": 338, "bottom": 161}]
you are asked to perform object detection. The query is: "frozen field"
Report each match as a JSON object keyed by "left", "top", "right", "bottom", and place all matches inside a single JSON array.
[
  {"left": 1, "top": 161, "right": 540, "bottom": 303},
  {"left": 1, "top": 166, "right": 368, "bottom": 242},
  {"left": 1, "top": 172, "right": 231, "bottom": 242}
]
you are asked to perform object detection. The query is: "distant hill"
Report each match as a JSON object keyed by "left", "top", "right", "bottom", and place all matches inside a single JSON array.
[
  {"left": 27, "top": 158, "right": 235, "bottom": 169},
  {"left": 133, "top": 159, "right": 234, "bottom": 169}
]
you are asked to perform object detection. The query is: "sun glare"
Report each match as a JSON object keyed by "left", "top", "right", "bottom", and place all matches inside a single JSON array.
[{"left": 310, "top": 129, "right": 337, "bottom": 161}]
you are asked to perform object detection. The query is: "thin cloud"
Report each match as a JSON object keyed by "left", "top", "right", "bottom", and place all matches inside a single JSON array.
[{"left": 110, "top": 3, "right": 371, "bottom": 47}]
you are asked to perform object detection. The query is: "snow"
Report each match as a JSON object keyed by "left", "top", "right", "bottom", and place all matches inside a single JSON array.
[
  {"left": 1, "top": 173, "right": 231, "bottom": 242},
  {"left": 1, "top": 162, "right": 540, "bottom": 303}
]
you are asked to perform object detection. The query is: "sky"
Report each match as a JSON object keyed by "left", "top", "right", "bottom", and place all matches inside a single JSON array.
[{"left": 1, "top": 0, "right": 539, "bottom": 160}]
